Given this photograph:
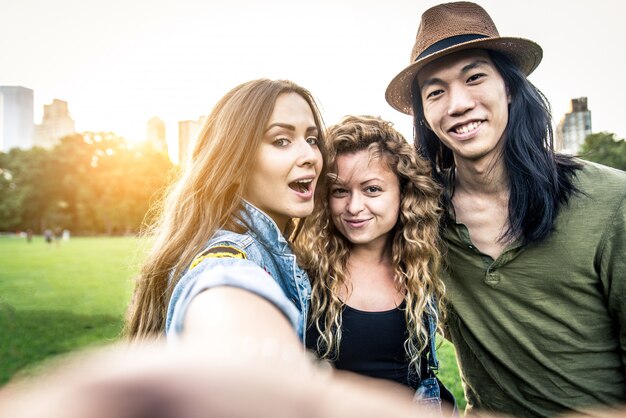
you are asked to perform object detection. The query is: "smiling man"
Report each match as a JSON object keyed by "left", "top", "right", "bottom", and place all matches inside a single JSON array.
[{"left": 386, "top": 2, "right": 626, "bottom": 417}]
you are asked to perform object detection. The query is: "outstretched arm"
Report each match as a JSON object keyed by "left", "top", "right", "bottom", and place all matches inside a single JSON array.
[
  {"left": 182, "top": 286, "right": 302, "bottom": 351},
  {"left": 0, "top": 338, "right": 429, "bottom": 418}
]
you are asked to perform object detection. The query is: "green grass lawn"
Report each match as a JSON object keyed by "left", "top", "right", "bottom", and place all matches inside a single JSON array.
[
  {"left": 0, "top": 235, "right": 145, "bottom": 384},
  {"left": 0, "top": 234, "right": 466, "bottom": 408},
  {"left": 437, "top": 336, "right": 466, "bottom": 409}
]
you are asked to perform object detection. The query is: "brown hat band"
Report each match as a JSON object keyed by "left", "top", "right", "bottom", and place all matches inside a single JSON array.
[{"left": 416, "top": 34, "right": 488, "bottom": 60}]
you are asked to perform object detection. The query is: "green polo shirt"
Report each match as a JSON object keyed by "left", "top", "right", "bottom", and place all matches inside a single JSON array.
[{"left": 443, "top": 161, "right": 626, "bottom": 417}]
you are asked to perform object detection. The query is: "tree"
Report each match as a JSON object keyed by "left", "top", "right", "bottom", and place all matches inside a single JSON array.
[
  {"left": 0, "top": 147, "right": 63, "bottom": 232},
  {"left": 0, "top": 132, "right": 174, "bottom": 234},
  {"left": 579, "top": 132, "right": 626, "bottom": 171},
  {"left": 0, "top": 152, "right": 24, "bottom": 230}
]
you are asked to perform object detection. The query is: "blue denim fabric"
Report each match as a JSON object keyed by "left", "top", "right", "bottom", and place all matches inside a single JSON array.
[
  {"left": 413, "top": 306, "right": 458, "bottom": 416},
  {"left": 166, "top": 201, "right": 311, "bottom": 342}
]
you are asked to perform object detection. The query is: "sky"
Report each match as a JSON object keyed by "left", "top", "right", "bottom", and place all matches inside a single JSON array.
[{"left": 1, "top": 0, "right": 625, "bottom": 159}]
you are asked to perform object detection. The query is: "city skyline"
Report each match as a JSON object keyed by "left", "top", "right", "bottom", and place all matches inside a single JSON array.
[
  {"left": 2, "top": 0, "right": 625, "bottom": 158},
  {"left": 0, "top": 87, "right": 597, "bottom": 163}
]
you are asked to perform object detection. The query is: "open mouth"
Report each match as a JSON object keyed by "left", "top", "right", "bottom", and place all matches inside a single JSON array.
[
  {"left": 289, "top": 179, "right": 313, "bottom": 194},
  {"left": 452, "top": 120, "right": 482, "bottom": 134}
]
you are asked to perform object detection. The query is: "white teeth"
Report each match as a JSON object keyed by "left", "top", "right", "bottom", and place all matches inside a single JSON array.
[
  {"left": 455, "top": 121, "right": 481, "bottom": 134},
  {"left": 290, "top": 178, "right": 313, "bottom": 193}
]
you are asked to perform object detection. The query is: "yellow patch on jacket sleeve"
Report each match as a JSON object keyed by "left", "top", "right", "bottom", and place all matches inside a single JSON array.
[{"left": 189, "top": 245, "right": 247, "bottom": 270}]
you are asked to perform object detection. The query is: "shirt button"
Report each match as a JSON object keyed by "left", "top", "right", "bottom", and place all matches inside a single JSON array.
[{"left": 485, "top": 269, "right": 500, "bottom": 285}]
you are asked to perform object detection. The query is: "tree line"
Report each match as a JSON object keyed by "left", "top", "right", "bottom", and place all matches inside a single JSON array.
[
  {"left": 0, "top": 131, "right": 623, "bottom": 236},
  {"left": 0, "top": 132, "right": 174, "bottom": 235},
  {"left": 579, "top": 132, "right": 626, "bottom": 171}
]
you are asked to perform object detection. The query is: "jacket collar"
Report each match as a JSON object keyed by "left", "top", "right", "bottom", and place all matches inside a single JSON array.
[{"left": 240, "top": 200, "right": 291, "bottom": 254}]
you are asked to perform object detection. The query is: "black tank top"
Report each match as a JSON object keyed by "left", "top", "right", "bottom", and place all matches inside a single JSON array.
[{"left": 306, "top": 303, "right": 429, "bottom": 389}]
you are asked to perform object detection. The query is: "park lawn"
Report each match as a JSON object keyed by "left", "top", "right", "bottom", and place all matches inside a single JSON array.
[
  {"left": 0, "top": 234, "right": 466, "bottom": 409},
  {"left": 437, "top": 336, "right": 466, "bottom": 409},
  {"left": 0, "top": 235, "right": 147, "bottom": 384}
]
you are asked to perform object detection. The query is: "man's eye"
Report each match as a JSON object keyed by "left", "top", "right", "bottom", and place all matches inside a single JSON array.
[
  {"left": 426, "top": 89, "right": 443, "bottom": 99},
  {"left": 467, "top": 73, "right": 485, "bottom": 83}
]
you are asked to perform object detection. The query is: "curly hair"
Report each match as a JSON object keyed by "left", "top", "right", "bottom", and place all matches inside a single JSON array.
[{"left": 295, "top": 115, "right": 446, "bottom": 376}]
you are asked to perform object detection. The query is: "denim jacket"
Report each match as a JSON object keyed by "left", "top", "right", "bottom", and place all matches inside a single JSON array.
[
  {"left": 414, "top": 305, "right": 457, "bottom": 415},
  {"left": 166, "top": 201, "right": 311, "bottom": 341}
]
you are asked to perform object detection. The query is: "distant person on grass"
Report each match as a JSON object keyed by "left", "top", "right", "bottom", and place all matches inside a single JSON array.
[
  {"left": 385, "top": 1, "right": 626, "bottom": 416},
  {"left": 43, "top": 229, "right": 53, "bottom": 246},
  {"left": 53, "top": 227, "right": 62, "bottom": 247}
]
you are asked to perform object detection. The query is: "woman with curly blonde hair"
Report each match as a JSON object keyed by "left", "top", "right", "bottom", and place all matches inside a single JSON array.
[{"left": 297, "top": 115, "right": 453, "bottom": 407}]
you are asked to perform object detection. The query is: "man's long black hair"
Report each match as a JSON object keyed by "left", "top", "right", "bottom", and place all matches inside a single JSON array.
[{"left": 411, "top": 50, "right": 582, "bottom": 245}]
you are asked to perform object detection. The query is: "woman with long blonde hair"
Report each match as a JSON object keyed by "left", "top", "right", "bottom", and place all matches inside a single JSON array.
[
  {"left": 298, "top": 115, "right": 453, "bottom": 407},
  {"left": 126, "top": 78, "right": 327, "bottom": 348}
]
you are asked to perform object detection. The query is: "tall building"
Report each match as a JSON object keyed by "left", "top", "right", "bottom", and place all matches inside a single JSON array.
[
  {"left": 146, "top": 116, "right": 167, "bottom": 155},
  {"left": 178, "top": 116, "right": 205, "bottom": 165},
  {"left": 556, "top": 97, "right": 592, "bottom": 155},
  {"left": 34, "top": 99, "right": 76, "bottom": 149},
  {"left": 0, "top": 86, "right": 34, "bottom": 151}
]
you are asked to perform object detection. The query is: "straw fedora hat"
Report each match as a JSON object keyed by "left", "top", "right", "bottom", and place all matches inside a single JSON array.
[{"left": 385, "top": 1, "right": 543, "bottom": 115}]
